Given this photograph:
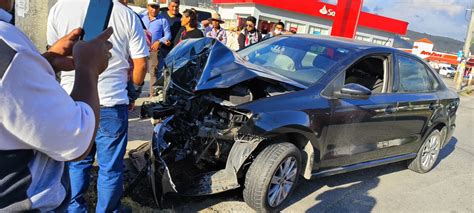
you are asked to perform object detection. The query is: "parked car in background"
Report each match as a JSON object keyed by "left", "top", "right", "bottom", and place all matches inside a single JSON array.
[
  {"left": 439, "top": 66, "right": 456, "bottom": 78},
  {"left": 141, "top": 35, "right": 460, "bottom": 212}
]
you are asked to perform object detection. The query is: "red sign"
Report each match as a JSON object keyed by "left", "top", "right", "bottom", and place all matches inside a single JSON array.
[
  {"left": 330, "top": 0, "right": 363, "bottom": 38},
  {"left": 212, "top": 0, "right": 408, "bottom": 35},
  {"left": 420, "top": 51, "right": 442, "bottom": 58}
]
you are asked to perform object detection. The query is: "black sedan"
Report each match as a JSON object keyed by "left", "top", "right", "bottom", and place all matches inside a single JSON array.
[{"left": 142, "top": 35, "right": 459, "bottom": 211}]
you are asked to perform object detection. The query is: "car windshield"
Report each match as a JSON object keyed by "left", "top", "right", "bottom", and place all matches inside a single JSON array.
[{"left": 238, "top": 36, "right": 353, "bottom": 86}]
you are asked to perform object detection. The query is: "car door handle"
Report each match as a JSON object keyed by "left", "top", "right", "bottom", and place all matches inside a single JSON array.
[{"left": 385, "top": 105, "right": 398, "bottom": 114}]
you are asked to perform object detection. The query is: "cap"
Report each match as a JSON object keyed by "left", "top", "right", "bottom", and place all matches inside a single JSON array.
[
  {"left": 210, "top": 11, "right": 224, "bottom": 23},
  {"left": 147, "top": 0, "right": 159, "bottom": 5}
]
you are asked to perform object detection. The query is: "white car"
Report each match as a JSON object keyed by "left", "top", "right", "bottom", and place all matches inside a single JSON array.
[{"left": 439, "top": 66, "right": 456, "bottom": 78}]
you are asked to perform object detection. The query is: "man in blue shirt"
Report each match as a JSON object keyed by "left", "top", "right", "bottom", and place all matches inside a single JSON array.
[{"left": 142, "top": 0, "right": 171, "bottom": 97}]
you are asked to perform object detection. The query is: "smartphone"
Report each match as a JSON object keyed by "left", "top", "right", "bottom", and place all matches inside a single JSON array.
[{"left": 81, "top": 0, "right": 114, "bottom": 41}]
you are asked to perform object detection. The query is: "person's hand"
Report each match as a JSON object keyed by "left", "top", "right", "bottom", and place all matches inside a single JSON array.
[
  {"left": 43, "top": 28, "right": 82, "bottom": 71},
  {"left": 128, "top": 102, "right": 136, "bottom": 112},
  {"left": 164, "top": 40, "right": 171, "bottom": 46},
  {"left": 73, "top": 27, "right": 114, "bottom": 75},
  {"left": 151, "top": 41, "right": 161, "bottom": 52}
]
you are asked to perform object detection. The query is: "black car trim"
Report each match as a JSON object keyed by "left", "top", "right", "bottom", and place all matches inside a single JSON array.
[
  {"left": 312, "top": 153, "right": 417, "bottom": 178},
  {"left": 0, "top": 39, "right": 17, "bottom": 81}
]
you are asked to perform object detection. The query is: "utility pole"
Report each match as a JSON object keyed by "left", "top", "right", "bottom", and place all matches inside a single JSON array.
[
  {"left": 14, "top": 0, "right": 58, "bottom": 52},
  {"left": 456, "top": 6, "right": 474, "bottom": 91}
]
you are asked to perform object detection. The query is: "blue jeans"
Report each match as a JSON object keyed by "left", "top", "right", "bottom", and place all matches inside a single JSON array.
[{"left": 67, "top": 105, "right": 128, "bottom": 213}]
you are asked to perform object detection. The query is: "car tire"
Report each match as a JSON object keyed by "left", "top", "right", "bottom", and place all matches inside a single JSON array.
[
  {"left": 408, "top": 129, "right": 442, "bottom": 173},
  {"left": 243, "top": 142, "right": 302, "bottom": 212}
]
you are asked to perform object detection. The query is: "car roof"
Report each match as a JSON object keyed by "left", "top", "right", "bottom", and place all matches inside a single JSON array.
[{"left": 281, "top": 34, "right": 401, "bottom": 53}]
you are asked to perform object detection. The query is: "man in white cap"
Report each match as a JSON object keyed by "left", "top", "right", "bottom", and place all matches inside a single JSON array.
[
  {"left": 141, "top": 0, "right": 171, "bottom": 97},
  {"left": 206, "top": 11, "right": 227, "bottom": 45}
]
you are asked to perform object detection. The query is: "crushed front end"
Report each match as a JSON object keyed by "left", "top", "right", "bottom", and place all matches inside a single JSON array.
[{"left": 141, "top": 38, "right": 303, "bottom": 205}]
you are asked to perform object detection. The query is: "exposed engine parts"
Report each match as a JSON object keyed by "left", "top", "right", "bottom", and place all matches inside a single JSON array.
[{"left": 139, "top": 38, "right": 303, "bottom": 205}]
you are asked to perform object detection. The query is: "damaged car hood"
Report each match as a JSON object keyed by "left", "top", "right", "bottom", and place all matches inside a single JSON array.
[{"left": 164, "top": 38, "right": 307, "bottom": 92}]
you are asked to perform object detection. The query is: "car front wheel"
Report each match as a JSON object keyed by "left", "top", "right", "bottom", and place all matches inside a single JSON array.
[
  {"left": 243, "top": 142, "right": 302, "bottom": 212},
  {"left": 408, "top": 129, "right": 442, "bottom": 173}
]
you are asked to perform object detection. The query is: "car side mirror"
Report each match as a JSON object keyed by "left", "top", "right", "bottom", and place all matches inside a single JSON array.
[{"left": 334, "top": 83, "right": 372, "bottom": 99}]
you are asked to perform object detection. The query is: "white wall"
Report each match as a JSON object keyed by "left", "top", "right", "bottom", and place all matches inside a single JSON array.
[
  {"left": 356, "top": 27, "right": 396, "bottom": 47},
  {"left": 218, "top": 4, "right": 257, "bottom": 19},
  {"left": 412, "top": 41, "right": 434, "bottom": 57},
  {"left": 256, "top": 5, "right": 333, "bottom": 34}
]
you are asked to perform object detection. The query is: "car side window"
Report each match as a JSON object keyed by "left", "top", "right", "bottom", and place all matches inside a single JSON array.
[
  {"left": 344, "top": 56, "right": 387, "bottom": 94},
  {"left": 397, "top": 56, "right": 433, "bottom": 93}
]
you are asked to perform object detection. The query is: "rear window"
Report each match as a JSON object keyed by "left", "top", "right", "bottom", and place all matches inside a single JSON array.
[{"left": 397, "top": 56, "right": 436, "bottom": 93}]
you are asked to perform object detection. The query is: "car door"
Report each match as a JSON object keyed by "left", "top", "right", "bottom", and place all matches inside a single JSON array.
[
  {"left": 320, "top": 54, "right": 402, "bottom": 169},
  {"left": 383, "top": 54, "right": 440, "bottom": 157}
]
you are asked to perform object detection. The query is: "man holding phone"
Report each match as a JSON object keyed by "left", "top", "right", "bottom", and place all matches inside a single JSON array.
[
  {"left": 47, "top": 0, "right": 149, "bottom": 212},
  {"left": 0, "top": 0, "right": 113, "bottom": 211}
]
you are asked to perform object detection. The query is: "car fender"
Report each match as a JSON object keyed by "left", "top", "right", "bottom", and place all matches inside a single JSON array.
[
  {"left": 235, "top": 111, "right": 321, "bottom": 179},
  {"left": 419, "top": 104, "right": 450, "bottom": 150}
]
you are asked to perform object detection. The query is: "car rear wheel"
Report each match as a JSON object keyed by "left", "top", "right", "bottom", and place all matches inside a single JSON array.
[
  {"left": 243, "top": 142, "right": 301, "bottom": 212},
  {"left": 408, "top": 129, "right": 442, "bottom": 173}
]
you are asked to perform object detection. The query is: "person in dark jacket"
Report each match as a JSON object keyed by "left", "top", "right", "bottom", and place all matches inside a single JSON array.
[
  {"left": 174, "top": 9, "right": 203, "bottom": 46},
  {"left": 160, "top": 0, "right": 182, "bottom": 55},
  {"left": 238, "top": 16, "right": 262, "bottom": 50}
]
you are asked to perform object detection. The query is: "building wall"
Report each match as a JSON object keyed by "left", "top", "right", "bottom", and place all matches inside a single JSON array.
[
  {"left": 356, "top": 27, "right": 395, "bottom": 47},
  {"left": 256, "top": 5, "right": 334, "bottom": 35},
  {"left": 218, "top": 4, "right": 258, "bottom": 30},
  {"left": 218, "top": 4, "right": 397, "bottom": 46},
  {"left": 412, "top": 41, "right": 434, "bottom": 56},
  {"left": 219, "top": 4, "right": 257, "bottom": 19}
]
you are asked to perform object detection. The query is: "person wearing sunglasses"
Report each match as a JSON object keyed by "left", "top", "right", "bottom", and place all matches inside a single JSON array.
[{"left": 238, "top": 16, "right": 262, "bottom": 50}]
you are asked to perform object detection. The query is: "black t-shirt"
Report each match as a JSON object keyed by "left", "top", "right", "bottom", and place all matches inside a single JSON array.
[
  {"left": 173, "top": 28, "right": 204, "bottom": 46},
  {"left": 160, "top": 11, "right": 182, "bottom": 55},
  {"left": 161, "top": 12, "right": 182, "bottom": 41}
]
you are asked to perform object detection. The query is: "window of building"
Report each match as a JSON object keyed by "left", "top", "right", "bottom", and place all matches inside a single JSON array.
[
  {"left": 309, "top": 26, "right": 330, "bottom": 35},
  {"left": 285, "top": 21, "right": 306, "bottom": 34},
  {"left": 355, "top": 34, "right": 371, "bottom": 42},
  {"left": 373, "top": 38, "right": 388, "bottom": 46},
  {"left": 397, "top": 56, "right": 434, "bottom": 93},
  {"left": 235, "top": 14, "right": 251, "bottom": 29}
]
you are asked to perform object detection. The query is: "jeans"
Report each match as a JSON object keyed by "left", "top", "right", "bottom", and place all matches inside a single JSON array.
[{"left": 67, "top": 105, "right": 128, "bottom": 213}]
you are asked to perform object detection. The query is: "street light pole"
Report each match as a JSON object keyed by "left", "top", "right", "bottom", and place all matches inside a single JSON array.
[{"left": 456, "top": 6, "right": 474, "bottom": 91}]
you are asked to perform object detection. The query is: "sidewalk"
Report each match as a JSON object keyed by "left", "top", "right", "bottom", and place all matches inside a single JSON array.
[{"left": 443, "top": 77, "right": 473, "bottom": 94}]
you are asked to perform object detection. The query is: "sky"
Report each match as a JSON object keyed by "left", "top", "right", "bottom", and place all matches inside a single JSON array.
[{"left": 321, "top": 0, "right": 473, "bottom": 41}]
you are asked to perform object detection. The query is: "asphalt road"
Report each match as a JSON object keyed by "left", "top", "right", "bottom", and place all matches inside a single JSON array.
[{"left": 126, "top": 78, "right": 474, "bottom": 212}]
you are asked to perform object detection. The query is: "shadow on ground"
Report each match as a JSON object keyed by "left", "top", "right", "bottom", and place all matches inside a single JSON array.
[{"left": 281, "top": 136, "right": 457, "bottom": 212}]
